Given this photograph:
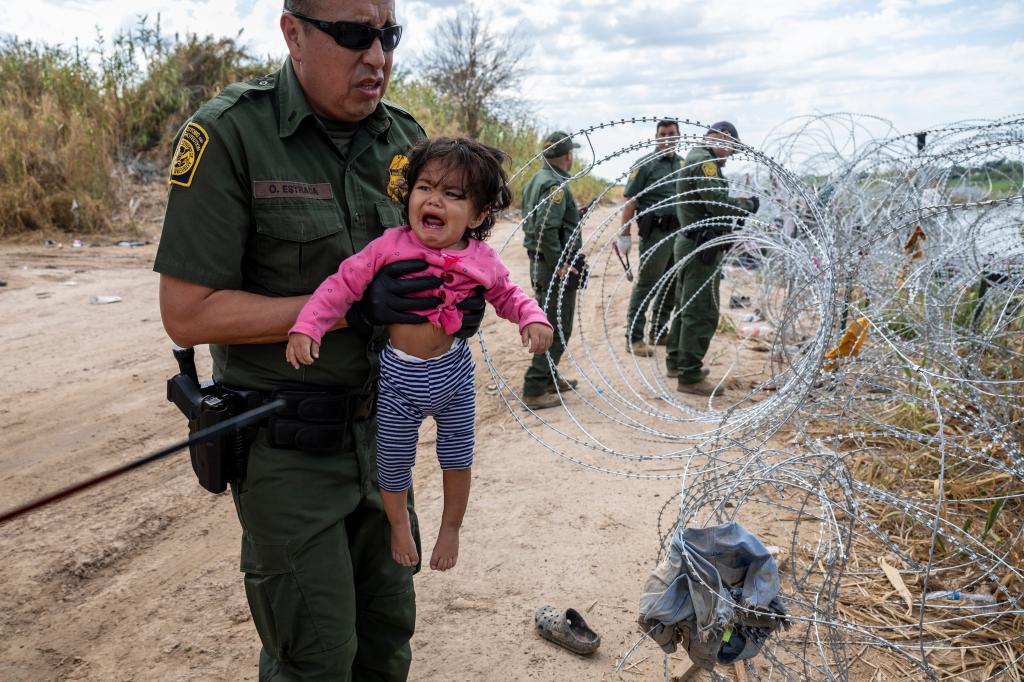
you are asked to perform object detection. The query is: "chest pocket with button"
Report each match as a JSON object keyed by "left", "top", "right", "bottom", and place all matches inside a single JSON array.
[
  {"left": 375, "top": 200, "right": 405, "bottom": 230},
  {"left": 250, "top": 204, "right": 348, "bottom": 296}
]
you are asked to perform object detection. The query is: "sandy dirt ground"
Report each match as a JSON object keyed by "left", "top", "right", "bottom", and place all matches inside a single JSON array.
[{"left": 0, "top": 200, "right": 800, "bottom": 681}]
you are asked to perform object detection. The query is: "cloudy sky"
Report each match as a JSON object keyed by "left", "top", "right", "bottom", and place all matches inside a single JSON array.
[{"left": 2, "top": 0, "right": 1022, "bottom": 177}]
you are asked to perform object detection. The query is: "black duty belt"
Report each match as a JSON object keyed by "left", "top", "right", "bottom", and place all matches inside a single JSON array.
[{"left": 223, "top": 385, "right": 375, "bottom": 454}]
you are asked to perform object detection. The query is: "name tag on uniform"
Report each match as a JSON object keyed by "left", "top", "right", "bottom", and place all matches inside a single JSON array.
[{"left": 253, "top": 181, "right": 334, "bottom": 199}]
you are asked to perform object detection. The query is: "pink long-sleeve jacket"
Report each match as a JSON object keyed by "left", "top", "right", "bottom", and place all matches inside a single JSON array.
[{"left": 290, "top": 226, "right": 551, "bottom": 343}]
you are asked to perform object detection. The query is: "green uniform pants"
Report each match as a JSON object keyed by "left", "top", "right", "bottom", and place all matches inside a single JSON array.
[
  {"left": 666, "top": 235, "right": 723, "bottom": 384},
  {"left": 625, "top": 224, "right": 677, "bottom": 343},
  {"left": 232, "top": 417, "right": 419, "bottom": 682},
  {"left": 522, "top": 257, "right": 578, "bottom": 396}
]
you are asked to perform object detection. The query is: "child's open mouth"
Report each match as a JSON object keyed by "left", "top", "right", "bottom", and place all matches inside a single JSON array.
[{"left": 422, "top": 214, "right": 446, "bottom": 229}]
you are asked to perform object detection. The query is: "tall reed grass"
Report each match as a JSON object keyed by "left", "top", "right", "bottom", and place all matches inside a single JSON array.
[{"left": 0, "top": 18, "right": 275, "bottom": 236}]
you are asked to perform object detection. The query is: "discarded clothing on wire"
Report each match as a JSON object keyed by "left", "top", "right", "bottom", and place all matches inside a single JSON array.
[{"left": 638, "top": 521, "right": 790, "bottom": 670}]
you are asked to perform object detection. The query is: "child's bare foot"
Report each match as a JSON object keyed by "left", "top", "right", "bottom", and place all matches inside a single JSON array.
[
  {"left": 390, "top": 525, "right": 419, "bottom": 567},
  {"left": 430, "top": 526, "right": 460, "bottom": 571}
]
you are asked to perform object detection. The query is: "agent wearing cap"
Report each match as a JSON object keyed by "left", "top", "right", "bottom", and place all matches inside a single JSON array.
[
  {"left": 520, "top": 131, "right": 583, "bottom": 409},
  {"left": 616, "top": 119, "right": 683, "bottom": 356},
  {"left": 667, "top": 121, "right": 759, "bottom": 397}
]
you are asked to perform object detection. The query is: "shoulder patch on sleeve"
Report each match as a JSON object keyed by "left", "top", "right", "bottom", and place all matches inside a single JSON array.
[
  {"left": 628, "top": 168, "right": 639, "bottom": 181},
  {"left": 701, "top": 160, "right": 719, "bottom": 178},
  {"left": 169, "top": 122, "right": 210, "bottom": 188},
  {"left": 548, "top": 186, "right": 565, "bottom": 204}
]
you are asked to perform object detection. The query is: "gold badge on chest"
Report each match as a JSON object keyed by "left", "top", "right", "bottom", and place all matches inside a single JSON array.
[{"left": 387, "top": 154, "right": 410, "bottom": 203}]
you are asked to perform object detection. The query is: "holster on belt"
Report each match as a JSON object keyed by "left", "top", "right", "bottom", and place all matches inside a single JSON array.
[
  {"left": 166, "top": 348, "right": 262, "bottom": 494},
  {"left": 638, "top": 213, "right": 679, "bottom": 240},
  {"left": 637, "top": 212, "right": 656, "bottom": 240},
  {"left": 689, "top": 227, "right": 723, "bottom": 266}
]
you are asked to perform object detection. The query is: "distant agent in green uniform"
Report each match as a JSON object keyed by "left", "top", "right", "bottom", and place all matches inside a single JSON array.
[
  {"left": 616, "top": 119, "right": 683, "bottom": 356},
  {"left": 154, "top": 1, "right": 485, "bottom": 679},
  {"left": 667, "top": 121, "right": 760, "bottom": 397},
  {"left": 521, "top": 131, "right": 583, "bottom": 410}
]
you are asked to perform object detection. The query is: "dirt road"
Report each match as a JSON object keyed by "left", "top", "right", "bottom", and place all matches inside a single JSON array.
[{"left": 0, "top": 209, "right": 774, "bottom": 681}]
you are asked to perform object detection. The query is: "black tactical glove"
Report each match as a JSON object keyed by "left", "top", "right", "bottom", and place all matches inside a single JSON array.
[
  {"left": 346, "top": 259, "right": 441, "bottom": 328},
  {"left": 748, "top": 196, "right": 761, "bottom": 214},
  {"left": 453, "top": 286, "right": 486, "bottom": 339}
]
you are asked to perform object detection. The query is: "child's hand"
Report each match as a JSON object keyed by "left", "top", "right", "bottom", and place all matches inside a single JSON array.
[
  {"left": 521, "top": 323, "right": 553, "bottom": 354},
  {"left": 285, "top": 333, "right": 319, "bottom": 369}
]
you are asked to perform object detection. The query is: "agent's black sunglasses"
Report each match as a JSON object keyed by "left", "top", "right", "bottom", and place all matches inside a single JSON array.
[{"left": 287, "top": 12, "right": 403, "bottom": 52}]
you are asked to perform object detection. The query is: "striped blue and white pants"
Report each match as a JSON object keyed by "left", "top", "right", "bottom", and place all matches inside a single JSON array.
[{"left": 376, "top": 338, "right": 476, "bottom": 492}]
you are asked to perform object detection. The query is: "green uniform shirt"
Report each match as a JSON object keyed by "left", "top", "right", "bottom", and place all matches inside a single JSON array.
[
  {"left": 521, "top": 163, "right": 582, "bottom": 265},
  {"left": 624, "top": 150, "right": 682, "bottom": 217},
  {"left": 676, "top": 145, "right": 754, "bottom": 230},
  {"left": 154, "top": 60, "right": 426, "bottom": 390}
]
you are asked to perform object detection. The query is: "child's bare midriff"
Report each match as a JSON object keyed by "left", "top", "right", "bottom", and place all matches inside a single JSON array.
[{"left": 389, "top": 321, "right": 454, "bottom": 359}]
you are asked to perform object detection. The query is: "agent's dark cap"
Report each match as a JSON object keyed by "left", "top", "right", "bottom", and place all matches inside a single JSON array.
[
  {"left": 542, "top": 131, "right": 581, "bottom": 158},
  {"left": 708, "top": 121, "right": 739, "bottom": 140}
]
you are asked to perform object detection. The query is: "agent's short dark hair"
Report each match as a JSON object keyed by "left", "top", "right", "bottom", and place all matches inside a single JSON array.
[
  {"left": 404, "top": 137, "right": 513, "bottom": 241},
  {"left": 656, "top": 119, "right": 679, "bottom": 134},
  {"left": 283, "top": 0, "right": 317, "bottom": 17}
]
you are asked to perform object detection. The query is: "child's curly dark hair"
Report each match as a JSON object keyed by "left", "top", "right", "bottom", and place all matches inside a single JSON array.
[{"left": 402, "top": 137, "right": 513, "bottom": 241}]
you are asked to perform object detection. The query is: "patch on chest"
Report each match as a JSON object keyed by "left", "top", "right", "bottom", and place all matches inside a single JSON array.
[
  {"left": 169, "top": 122, "right": 210, "bottom": 188},
  {"left": 387, "top": 154, "right": 410, "bottom": 203},
  {"left": 253, "top": 181, "right": 334, "bottom": 199}
]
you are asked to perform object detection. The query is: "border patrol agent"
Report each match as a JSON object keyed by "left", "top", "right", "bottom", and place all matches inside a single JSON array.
[
  {"left": 154, "top": 2, "right": 484, "bottom": 679},
  {"left": 667, "top": 121, "right": 759, "bottom": 397},
  {"left": 617, "top": 119, "right": 683, "bottom": 355},
  {"left": 520, "top": 131, "right": 583, "bottom": 410}
]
